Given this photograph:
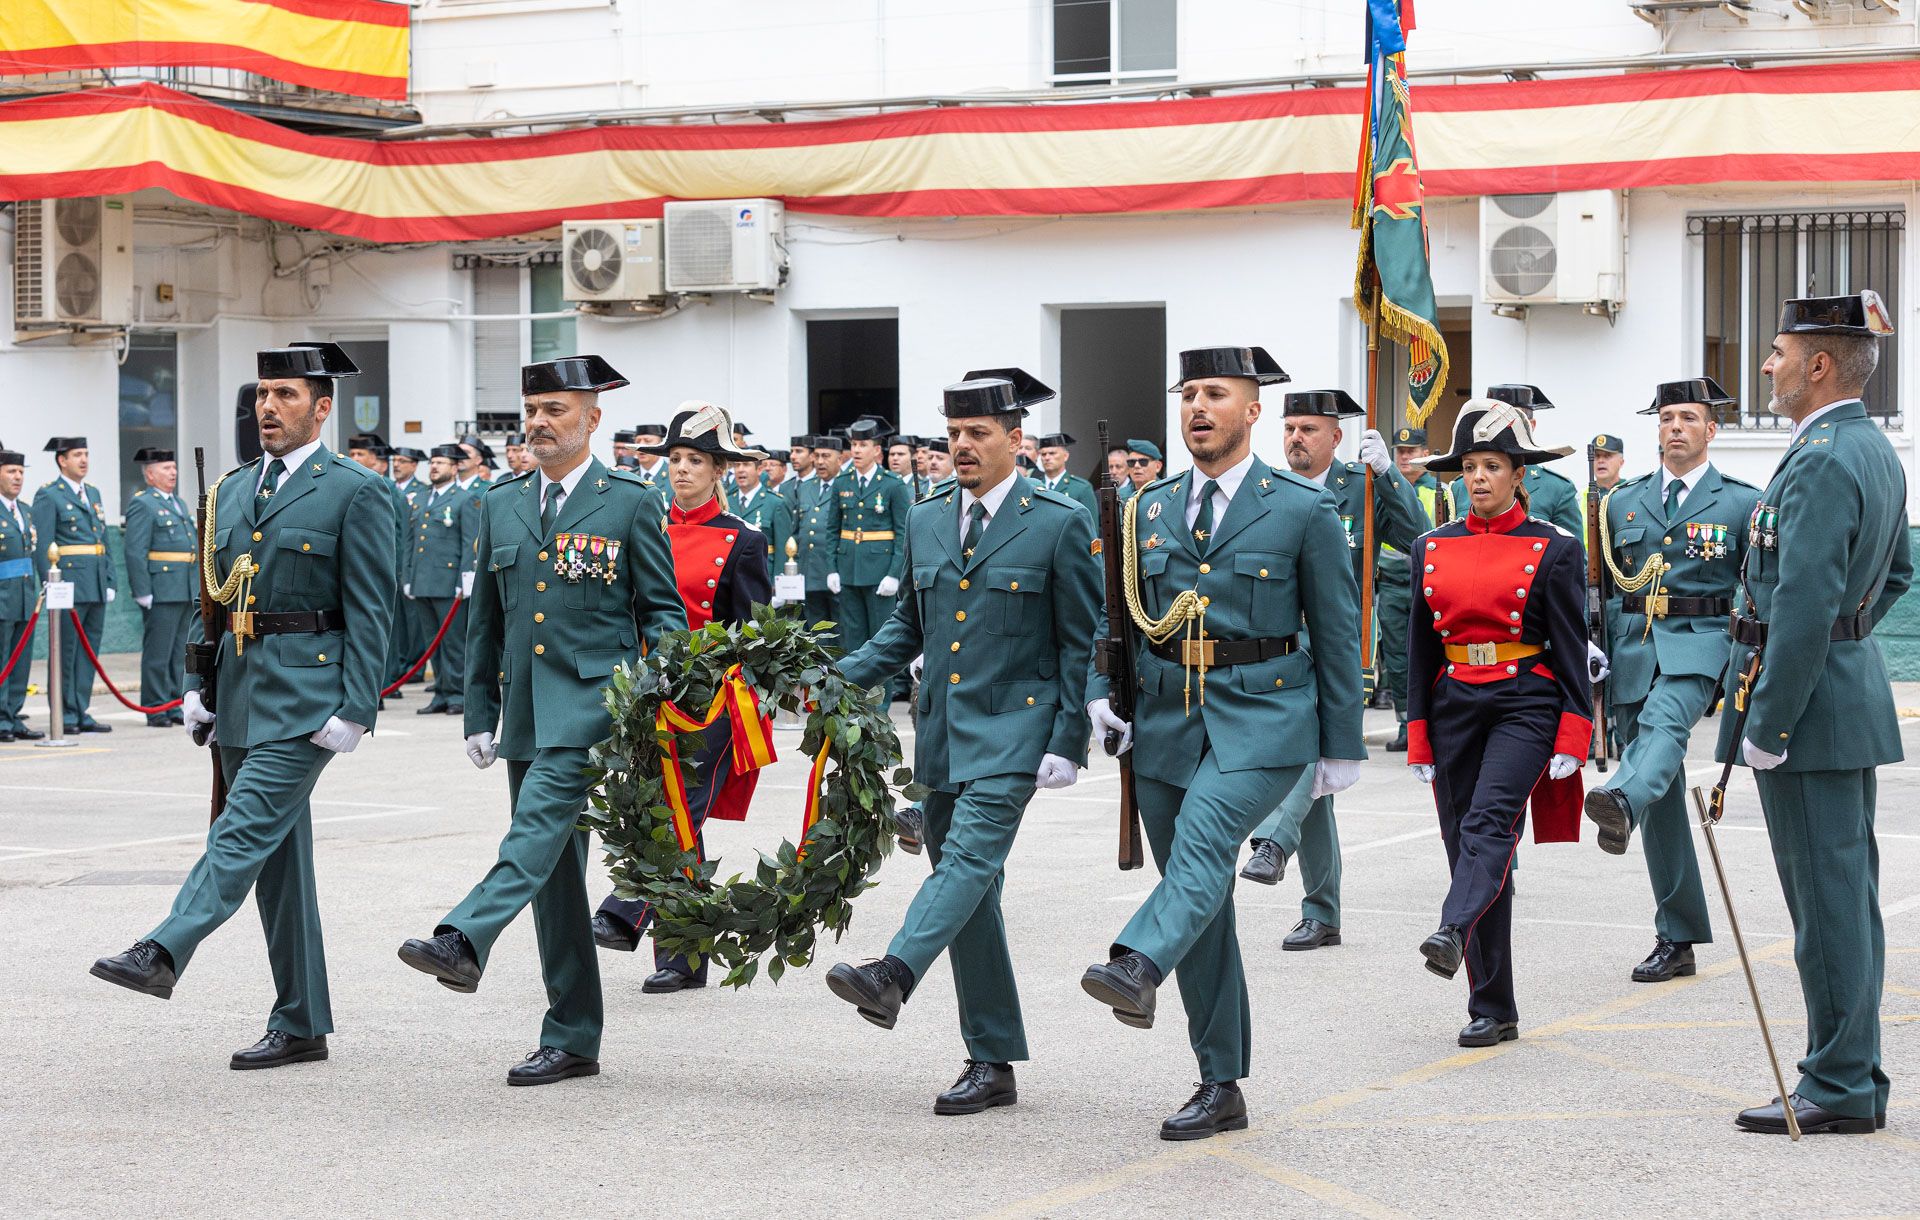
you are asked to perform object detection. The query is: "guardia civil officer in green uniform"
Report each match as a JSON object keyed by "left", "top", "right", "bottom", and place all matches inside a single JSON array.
[
  {"left": 397, "top": 355, "right": 684, "bottom": 1086},
  {"left": 1583, "top": 378, "right": 1759, "bottom": 984},
  {"left": 1445, "top": 385, "right": 1584, "bottom": 543},
  {"left": 823, "top": 418, "right": 913, "bottom": 658},
  {"left": 406, "top": 444, "right": 481, "bottom": 715},
  {"left": 1034, "top": 432, "right": 1099, "bottom": 521},
  {"left": 345, "top": 433, "right": 411, "bottom": 697},
  {"left": 388, "top": 446, "right": 430, "bottom": 688},
  {"left": 123, "top": 447, "right": 196, "bottom": 727},
  {"left": 1721, "top": 292, "right": 1909, "bottom": 1136},
  {"left": 0, "top": 448, "right": 41, "bottom": 741},
  {"left": 91, "top": 343, "right": 398, "bottom": 1070},
  {"left": 779, "top": 435, "right": 816, "bottom": 515},
  {"left": 1237, "top": 389, "right": 1424, "bottom": 952},
  {"left": 796, "top": 435, "right": 845, "bottom": 639},
  {"left": 730, "top": 450, "right": 793, "bottom": 579},
  {"left": 32, "top": 436, "right": 115, "bottom": 733},
  {"left": 1082, "top": 347, "right": 1365, "bottom": 1139},
  {"left": 1377, "top": 426, "right": 1439, "bottom": 753},
  {"left": 825, "top": 368, "right": 1100, "bottom": 1117}
]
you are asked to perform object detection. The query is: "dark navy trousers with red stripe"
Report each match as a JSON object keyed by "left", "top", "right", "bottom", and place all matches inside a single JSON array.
[{"left": 1429, "top": 670, "right": 1561, "bottom": 1024}]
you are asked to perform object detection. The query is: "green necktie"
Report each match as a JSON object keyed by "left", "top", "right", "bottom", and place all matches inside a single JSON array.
[
  {"left": 257, "top": 458, "right": 284, "bottom": 508},
  {"left": 1193, "top": 479, "right": 1220, "bottom": 551},
  {"left": 1664, "top": 478, "right": 1684, "bottom": 520},
  {"left": 963, "top": 501, "right": 987, "bottom": 557},
  {"left": 541, "top": 482, "right": 564, "bottom": 537}
]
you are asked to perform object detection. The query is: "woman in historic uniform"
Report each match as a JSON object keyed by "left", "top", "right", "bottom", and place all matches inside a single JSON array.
[
  {"left": 590, "top": 402, "right": 772, "bottom": 992},
  {"left": 1403, "top": 400, "right": 1593, "bottom": 1048}
]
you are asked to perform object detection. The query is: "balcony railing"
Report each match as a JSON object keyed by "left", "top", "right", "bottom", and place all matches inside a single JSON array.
[{"left": 0, "top": 65, "right": 415, "bottom": 130}]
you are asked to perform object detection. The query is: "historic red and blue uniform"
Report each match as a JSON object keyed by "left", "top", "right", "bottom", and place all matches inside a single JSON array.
[{"left": 1406, "top": 500, "right": 1591, "bottom": 1024}]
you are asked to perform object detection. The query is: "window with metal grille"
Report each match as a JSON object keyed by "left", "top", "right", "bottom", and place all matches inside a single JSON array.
[
  {"left": 1691, "top": 210, "right": 1903, "bottom": 428},
  {"left": 1051, "top": 0, "right": 1175, "bottom": 87}
]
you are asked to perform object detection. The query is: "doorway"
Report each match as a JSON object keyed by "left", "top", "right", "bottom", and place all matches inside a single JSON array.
[
  {"left": 1058, "top": 306, "right": 1166, "bottom": 484},
  {"left": 119, "top": 331, "right": 178, "bottom": 506},
  {"left": 331, "top": 336, "right": 391, "bottom": 446},
  {"left": 807, "top": 318, "right": 898, "bottom": 434}
]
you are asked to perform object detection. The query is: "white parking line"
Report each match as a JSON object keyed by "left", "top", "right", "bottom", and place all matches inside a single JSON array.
[{"left": 0, "top": 805, "right": 436, "bottom": 860}]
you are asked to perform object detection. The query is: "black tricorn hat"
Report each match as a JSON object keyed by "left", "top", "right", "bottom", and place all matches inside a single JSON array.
[
  {"left": 346, "top": 432, "right": 387, "bottom": 450},
  {"left": 1485, "top": 383, "right": 1554, "bottom": 411},
  {"left": 132, "top": 447, "right": 176, "bottom": 464},
  {"left": 812, "top": 435, "right": 848, "bottom": 452},
  {"left": 1168, "top": 347, "right": 1290, "bottom": 392},
  {"left": 612, "top": 429, "right": 639, "bottom": 445},
  {"left": 0, "top": 448, "right": 24, "bottom": 466},
  {"left": 641, "top": 402, "right": 767, "bottom": 462},
  {"left": 457, "top": 435, "right": 497, "bottom": 468},
  {"left": 790, "top": 434, "right": 811, "bottom": 448},
  {"left": 944, "top": 367, "right": 1055, "bottom": 417},
  {"left": 632, "top": 422, "right": 668, "bottom": 437},
  {"left": 44, "top": 436, "right": 87, "bottom": 453},
  {"left": 429, "top": 444, "right": 466, "bottom": 461},
  {"left": 504, "top": 432, "right": 528, "bottom": 445},
  {"left": 258, "top": 342, "right": 359, "bottom": 380},
  {"left": 847, "top": 414, "right": 896, "bottom": 443},
  {"left": 391, "top": 447, "right": 427, "bottom": 462},
  {"left": 928, "top": 437, "right": 951, "bottom": 455},
  {"left": 766, "top": 448, "right": 790, "bottom": 463},
  {"left": 1777, "top": 289, "right": 1896, "bottom": 337},
  {"left": 1641, "top": 376, "right": 1735, "bottom": 416},
  {"left": 1282, "top": 390, "right": 1364, "bottom": 419},
  {"left": 521, "top": 355, "right": 628, "bottom": 395},
  {"left": 1036, "top": 432, "right": 1075, "bottom": 449},
  {"left": 1420, "top": 399, "right": 1574, "bottom": 474}
]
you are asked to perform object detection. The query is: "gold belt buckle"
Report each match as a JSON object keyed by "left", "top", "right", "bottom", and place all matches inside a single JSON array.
[
  {"left": 1643, "top": 594, "right": 1670, "bottom": 618},
  {"left": 1466, "top": 641, "right": 1497, "bottom": 666},
  {"left": 1181, "top": 638, "right": 1216, "bottom": 667},
  {"left": 231, "top": 610, "right": 255, "bottom": 649}
]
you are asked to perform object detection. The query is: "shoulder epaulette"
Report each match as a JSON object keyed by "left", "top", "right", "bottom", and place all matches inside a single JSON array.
[
  {"left": 1615, "top": 472, "right": 1653, "bottom": 489},
  {"left": 1029, "top": 486, "right": 1078, "bottom": 511},
  {"left": 1718, "top": 471, "right": 1762, "bottom": 491},
  {"left": 1269, "top": 468, "right": 1323, "bottom": 494},
  {"left": 1138, "top": 473, "right": 1182, "bottom": 495},
  {"left": 607, "top": 468, "right": 653, "bottom": 489},
  {"left": 1533, "top": 465, "right": 1574, "bottom": 486}
]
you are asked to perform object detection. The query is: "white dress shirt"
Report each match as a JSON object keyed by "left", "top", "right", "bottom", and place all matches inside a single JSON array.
[
  {"left": 1788, "top": 397, "right": 1859, "bottom": 445},
  {"left": 958, "top": 470, "right": 1018, "bottom": 548},
  {"left": 257, "top": 438, "right": 323, "bottom": 496},
  {"left": 1186, "top": 452, "right": 1256, "bottom": 531},
  {"left": 1656, "top": 460, "right": 1712, "bottom": 515}
]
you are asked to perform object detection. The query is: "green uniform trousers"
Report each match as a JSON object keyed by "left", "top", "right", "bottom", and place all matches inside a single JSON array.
[
  {"left": 1251, "top": 768, "right": 1342, "bottom": 927},
  {"left": 1756, "top": 767, "right": 1889, "bottom": 1120},
  {"left": 887, "top": 771, "right": 1035, "bottom": 1064},
  {"left": 138, "top": 602, "right": 194, "bottom": 723},
  {"left": 387, "top": 586, "right": 420, "bottom": 688},
  {"left": 1127, "top": 754, "right": 1306, "bottom": 1083},
  {"left": 149, "top": 737, "right": 334, "bottom": 1037},
  {"left": 1609, "top": 675, "right": 1716, "bottom": 946},
  {"left": 440, "top": 746, "right": 603, "bottom": 1060},
  {"left": 1377, "top": 579, "right": 1412, "bottom": 721},
  {"left": 0, "top": 617, "right": 30, "bottom": 731},
  {"left": 413, "top": 597, "right": 466, "bottom": 708},
  {"left": 57, "top": 600, "right": 106, "bottom": 728},
  {"left": 835, "top": 587, "right": 892, "bottom": 658}
]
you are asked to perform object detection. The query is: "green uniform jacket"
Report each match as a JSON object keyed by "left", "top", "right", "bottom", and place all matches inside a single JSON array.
[
  {"left": 731, "top": 482, "right": 793, "bottom": 575},
  {"left": 1319, "top": 459, "right": 1428, "bottom": 584},
  {"left": 1378, "top": 474, "right": 1439, "bottom": 591},
  {"left": 791, "top": 476, "right": 837, "bottom": 591},
  {"left": 1716, "top": 400, "right": 1912, "bottom": 770},
  {"left": 823, "top": 467, "right": 912, "bottom": 586},
  {"left": 1087, "top": 460, "right": 1367, "bottom": 788},
  {"left": 1037, "top": 471, "right": 1099, "bottom": 523},
  {"left": 407, "top": 482, "right": 482, "bottom": 597},
  {"left": 30, "top": 478, "right": 114, "bottom": 600},
  {"left": 1601, "top": 465, "right": 1760, "bottom": 704},
  {"left": 123, "top": 487, "right": 198, "bottom": 603},
  {"left": 0, "top": 498, "right": 38, "bottom": 620},
  {"left": 463, "top": 461, "right": 686, "bottom": 759},
  {"left": 1450, "top": 465, "right": 1584, "bottom": 544},
  {"left": 842, "top": 474, "right": 1101, "bottom": 788},
  {"left": 185, "top": 448, "right": 397, "bottom": 746}
]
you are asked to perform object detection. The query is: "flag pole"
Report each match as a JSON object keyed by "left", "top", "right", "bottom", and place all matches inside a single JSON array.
[{"left": 1361, "top": 277, "right": 1379, "bottom": 695}]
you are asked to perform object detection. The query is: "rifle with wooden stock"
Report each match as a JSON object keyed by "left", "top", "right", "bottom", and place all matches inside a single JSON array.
[
  {"left": 185, "top": 446, "right": 228, "bottom": 823},
  {"left": 1093, "top": 419, "right": 1145, "bottom": 871}
]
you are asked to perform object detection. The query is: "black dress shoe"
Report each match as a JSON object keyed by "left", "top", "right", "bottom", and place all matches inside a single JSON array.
[
  {"left": 1160, "top": 1081, "right": 1248, "bottom": 1141},
  {"left": 1239, "top": 839, "right": 1286, "bottom": 886},
  {"left": 1284, "top": 918, "right": 1340, "bottom": 950},
  {"left": 1631, "top": 937, "right": 1696, "bottom": 983},
  {"left": 79, "top": 720, "right": 111, "bottom": 733},
  {"left": 11, "top": 726, "right": 43, "bottom": 740},
  {"left": 91, "top": 940, "right": 177, "bottom": 998},
  {"left": 825, "top": 956, "right": 912, "bottom": 1029},
  {"left": 642, "top": 966, "right": 707, "bottom": 994},
  {"left": 0, "top": 730, "right": 13, "bottom": 743},
  {"left": 445, "top": 704, "right": 464, "bottom": 716},
  {"left": 1421, "top": 925, "right": 1465, "bottom": 978},
  {"left": 1585, "top": 787, "right": 1634, "bottom": 855},
  {"left": 416, "top": 701, "right": 448, "bottom": 715},
  {"left": 934, "top": 1060, "right": 1018, "bottom": 1115},
  {"left": 146, "top": 718, "right": 170, "bottom": 728},
  {"left": 1386, "top": 724, "right": 1409, "bottom": 753},
  {"left": 591, "top": 912, "right": 639, "bottom": 952},
  {"left": 231, "top": 1030, "right": 328, "bottom": 1070},
  {"left": 894, "top": 805, "right": 925, "bottom": 856},
  {"left": 507, "top": 1046, "right": 600, "bottom": 1086},
  {"left": 1458, "top": 1016, "right": 1519, "bottom": 1047},
  {"left": 1735, "top": 1093, "right": 1876, "bottom": 1135},
  {"left": 1080, "top": 950, "right": 1158, "bottom": 1029},
  {"left": 397, "top": 930, "right": 482, "bottom": 993}
]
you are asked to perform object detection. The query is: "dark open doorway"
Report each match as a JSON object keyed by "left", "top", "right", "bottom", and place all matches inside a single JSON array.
[
  {"left": 1058, "top": 306, "right": 1166, "bottom": 484},
  {"left": 808, "top": 317, "right": 899, "bottom": 434}
]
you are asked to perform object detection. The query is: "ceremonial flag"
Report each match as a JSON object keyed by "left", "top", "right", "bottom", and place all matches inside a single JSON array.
[{"left": 1353, "top": 0, "right": 1449, "bottom": 428}]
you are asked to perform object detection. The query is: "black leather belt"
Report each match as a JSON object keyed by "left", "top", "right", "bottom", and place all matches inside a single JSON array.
[
  {"left": 1622, "top": 594, "right": 1731, "bottom": 618},
  {"left": 1729, "top": 612, "right": 1871, "bottom": 646},
  {"left": 252, "top": 609, "right": 345, "bottom": 635},
  {"left": 1148, "top": 635, "right": 1297, "bottom": 667}
]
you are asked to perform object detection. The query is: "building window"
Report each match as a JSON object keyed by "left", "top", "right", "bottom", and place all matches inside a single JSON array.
[
  {"left": 1051, "top": 0, "right": 1176, "bottom": 87},
  {"left": 119, "top": 331, "right": 178, "bottom": 507},
  {"left": 1693, "top": 210, "right": 1903, "bottom": 428},
  {"left": 530, "top": 262, "right": 576, "bottom": 365}
]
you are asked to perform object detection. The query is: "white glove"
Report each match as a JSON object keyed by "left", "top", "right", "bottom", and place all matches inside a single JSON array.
[
  {"left": 826, "top": 572, "right": 842, "bottom": 595},
  {"left": 909, "top": 654, "right": 925, "bottom": 682},
  {"left": 1548, "top": 753, "right": 1580, "bottom": 781},
  {"left": 875, "top": 575, "right": 900, "bottom": 598},
  {"left": 1359, "top": 429, "right": 1394, "bottom": 477},
  {"left": 135, "top": 594, "right": 153, "bottom": 610},
  {"left": 1311, "top": 757, "right": 1361, "bottom": 799},
  {"left": 1087, "top": 697, "right": 1133, "bottom": 755},
  {"left": 1742, "top": 737, "right": 1787, "bottom": 771},
  {"left": 460, "top": 570, "right": 475, "bottom": 600},
  {"left": 1035, "top": 753, "right": 1078, "bottom": 790},
  {"left": 465, "top": 731, "right": 498, "bottom": 769},
  {"left": 309, "top": 716, "right": 368, "bottom": 754},
  {"left": 182, "top": 688, "right": 216, "bottom": 741},
  {"left": 105, "top": 588, "right": 116, "bottom": 603},
  {"left": 403, "top": 583, "right": 412, "bottom": 598},
  {"left": 1412, "top": 763, "right": 1435, "bottom": 783},
  {"left": 770, "top": 595, "right": 787, "bottom": 608},
  {"left": 1587, "top": 641, "right": 1610, "bottom": 683}
]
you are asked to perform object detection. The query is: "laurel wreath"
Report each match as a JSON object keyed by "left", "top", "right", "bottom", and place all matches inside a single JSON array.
[{"left": 581, "top": 605, "right": 925, "bottom": 988}]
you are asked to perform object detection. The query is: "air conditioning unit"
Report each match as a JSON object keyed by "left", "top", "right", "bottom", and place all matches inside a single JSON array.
[
  {"left": 13, "top": 196, "right": 134, "bottom": 332},
  {"left": 1481, "top": 190, "right": 1625, "bottom": 309},
  {"left": 664, "top": 198, "right": 786, "bottom": 294},
  {"left": 561, "top": 219, "right": 664, "bottom": 303}
]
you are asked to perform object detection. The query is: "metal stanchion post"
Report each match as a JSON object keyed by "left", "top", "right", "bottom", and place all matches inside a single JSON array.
[
  {"left": 773, "top": 537, "right": 806, "bottom": 730},
  {"left": 37, "top": 545, "right": 76, "bottom": 749}
]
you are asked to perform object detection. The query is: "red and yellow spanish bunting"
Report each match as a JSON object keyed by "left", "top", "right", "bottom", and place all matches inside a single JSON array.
[
  {"left": 0, "top": 0, "right": 409, "bottom": 102},
  {"left": 656, "top": 663, "right": 778, "bottom": 853}
]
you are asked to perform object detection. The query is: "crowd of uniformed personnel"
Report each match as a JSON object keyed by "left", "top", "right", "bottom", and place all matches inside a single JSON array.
[{"left": 59, "top": 288, "right": 1905, "bottom": 1144}]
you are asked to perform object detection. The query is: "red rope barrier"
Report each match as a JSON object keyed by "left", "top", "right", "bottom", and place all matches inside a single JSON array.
[
  {"left": 382, "top": 597, "right": 463, "bottom": 698},
  {"left": 0, "top": 608, "right": 40, "bottom": 686},
  {"left": 67, "top": 609, "right": 183, "bottom": 714}
]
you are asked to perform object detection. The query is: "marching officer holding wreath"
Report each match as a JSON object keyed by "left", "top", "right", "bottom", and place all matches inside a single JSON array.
[
  {"left": 825, "top": 368, "right": 1100, "bottom": 1119},
  {"left": 91, "top": 342, "right": 398, "bottom": 1070},
  {"left": 1083, "top": 346, "right": 1364, "bottom": 1140},
  {"left": 123, "top": 447, "right": 197, "bottom": 727},
  {"left": 1720, "top": 292, "right": 1908, "bottom": 1137},
  {"left": 397, "top": 355, "right": 684, "bottom": 1086},
  {"left": 823, "top": 418, "right": 913, "bottom": 658},
  {"left": 1583, "top": 378, "right": 1760, "bottom": 984},
  {"left": 32, "top": 436, "right": 115, "bottom": 733}
]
